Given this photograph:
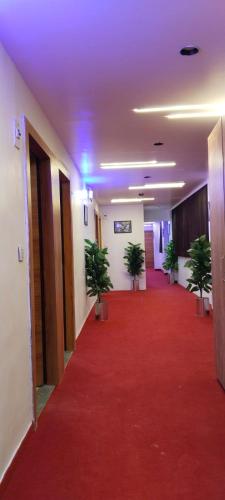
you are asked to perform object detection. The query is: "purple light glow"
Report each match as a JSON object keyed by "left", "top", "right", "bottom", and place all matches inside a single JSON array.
[{"left": 74, "top": 112, "right": 96, "bottom": 177}]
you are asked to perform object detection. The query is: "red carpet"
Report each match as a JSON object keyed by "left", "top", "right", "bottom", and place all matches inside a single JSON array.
[{"left": 1, "top": 270, "right": 225, "bottom": 500}]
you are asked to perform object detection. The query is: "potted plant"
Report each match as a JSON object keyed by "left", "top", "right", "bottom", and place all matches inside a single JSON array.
[
  {"left": 163, "top": 240, "right": 178, "bottom": 283},
  {"left": 85, "top": 239, "right": 113, "bottom": 320},
  {"left": 123, "top": 242, "right": 145, "bottom": 291},
  {"left": 184, "top": 234, "right": 212, "bottom": 316}
]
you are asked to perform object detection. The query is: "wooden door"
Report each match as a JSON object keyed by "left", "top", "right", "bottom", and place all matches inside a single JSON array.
[
  {"left": 28, "top": 134, "right": 65, "bottom": 391},
  {"left": 95, "top": 212, "right": 101, "bottom": 247},
  {"left": 59, "top": 172, "right": 75, "bottom": 352},
  {"left": 145, "top": 231, "right": 154, "bottom": 268},
  {"left": 98, "top": 217, "right": 102, "bottom": 248},
  {"left": 30, "top": 155, "right": 45, "bottom": 386},
  {"left": 208, "top": 118, "right": 225, "bottom": 389}
]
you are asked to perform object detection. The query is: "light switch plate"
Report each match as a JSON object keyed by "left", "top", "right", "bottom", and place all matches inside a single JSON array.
[{"left": 18, "top": 246, "right": 24, "bottom": 262}]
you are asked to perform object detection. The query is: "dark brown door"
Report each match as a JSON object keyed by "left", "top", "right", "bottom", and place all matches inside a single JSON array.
[
  {"left": 29, "top": 137, "right": 65, "bottom": 388},
  {"left": 95, "top": 212, "right": 100, "bottom": 247},
  {"left": 145, "top": 231, "right": 154, "bottom": 268},
  {"left": 98, "top": 217, "right": 102, "bottom": 248},
  {"left": 59, "top": 172, "right": 75, "bottom": 352},
  {"left": 30, "top": 155, "right": 45, "bottom": 386}
]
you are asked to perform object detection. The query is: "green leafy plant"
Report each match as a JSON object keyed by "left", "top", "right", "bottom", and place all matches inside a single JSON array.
[
  {"left": 184, "top": 234, "right": 212, "bottom": 298},
  {"left": 123, "top": 242, "right": 145, "bottom": 278},
  {"left": 85, "top": 239, "right": 113, "bottom": 303},
  {"left": 163, "top": 240, "right": 178, "bottom": 272}
]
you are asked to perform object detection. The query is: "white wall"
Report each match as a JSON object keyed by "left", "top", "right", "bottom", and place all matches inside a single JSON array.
[
  {"left": 144, "top": 206, "right": 171, "bottom": 222},
  {"left": 0, "top": 43, "right": 97, "bottom": 481},
  {"left": 178, "top": 257, "right": 192, "bottom": 289},
  {"left": 101, "top": 204, "right": 146, "bottom": 290},
  {"left": 152, "top": 222, "right": 165, "bottom": 270}
]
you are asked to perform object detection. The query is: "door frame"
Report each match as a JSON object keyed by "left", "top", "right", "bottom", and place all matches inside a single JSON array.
[
  {"left": 24, "top": 118, "right": 75, "bottom": 424},
  {"left": 94, "top": 210, "right": 102, "bottom": 248},
  {"left": 59, "top": 170, "right": 76, "bottom": 352}
]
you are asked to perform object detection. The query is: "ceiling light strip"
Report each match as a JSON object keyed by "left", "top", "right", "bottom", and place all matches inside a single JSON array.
[
  {"left": 128, "top": 182, "right": 185, "bottom": 190},
  {"left": 133, "top": 103, "right": 224, "bottom": 114},
  {"left": 101, "top": 160, "right": 157, "bottom": 166},
  {"left": 111, "top": 197, "right": 155, "bottom": 203},
  {"left": 101, "top": 161, "right": 176, "bottom": 169},
  {"left": 166, "top": 111, "right": 225, "bottom": 119}
]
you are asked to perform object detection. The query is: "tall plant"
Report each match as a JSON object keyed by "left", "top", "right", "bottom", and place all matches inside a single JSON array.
[
  {"left": 163, "top": 240, "right": 178, "bottom": 272},
  {"left": 85, "top": 239, "right": 113, "bottom": 303},
  {"left": 123, "top": 242, "right": 145, "bottom": 278},
  {"left": 184, "top": 234, "right": 212, "bottom": 298}
]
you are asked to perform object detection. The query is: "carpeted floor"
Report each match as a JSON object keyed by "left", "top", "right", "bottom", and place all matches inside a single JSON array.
[{"left": 1, "top": 270, "right": 225, "bottom": 500}]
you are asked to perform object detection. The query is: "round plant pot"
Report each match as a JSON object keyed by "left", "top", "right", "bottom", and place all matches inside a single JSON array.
[
  {"left": 169, "top": 271, "right": 175, "bottom": 284},
  {"left": 168, "top": 270, "right": 178, "bottom": 284},
  {"left": 196, "top": 297, "right": 209, "bottom": 317},
  {"left": 95, "top": 301, "right": 108, "bottom": 321},
  {"left": 132, "top": 278, "right": 139, "bottom": 291},
  {"left": 203, "top": 297, "right": 210, "bottom": 314}
]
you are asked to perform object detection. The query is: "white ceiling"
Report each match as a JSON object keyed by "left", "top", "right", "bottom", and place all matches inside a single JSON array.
[{"left": 1, "top": 0, "right": 224, "bottom": 206}]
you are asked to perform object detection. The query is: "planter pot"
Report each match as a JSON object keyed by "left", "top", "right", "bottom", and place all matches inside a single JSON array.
[
  {"left": 168, "top": 270, "right": 178, "bottom": 284},
  {"left": 95, "top": 301, "right": 108, "bottom": 321},
  {"left": 196, "top": 297, "right": 209, "bottom": 317},
  {"left": 132, "top": 278, "right": 139, "bottom": 291},
  {"left": 169, "top": 272, "right": 175, "bottom": 284},
  {"left": 203, "top": 297, "right": 210, "bottom": 313}
]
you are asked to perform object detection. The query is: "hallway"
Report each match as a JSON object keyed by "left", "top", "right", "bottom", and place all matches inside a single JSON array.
[{"left": 1, "top": 271, "right": 225, "bottom": 500}]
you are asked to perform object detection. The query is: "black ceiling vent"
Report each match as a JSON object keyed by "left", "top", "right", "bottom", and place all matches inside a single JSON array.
[{"left": 180, "top": 45, "right": 199, "bottom": 56}]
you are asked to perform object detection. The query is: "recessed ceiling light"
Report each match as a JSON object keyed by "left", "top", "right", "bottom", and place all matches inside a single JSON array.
[
  {"left": 154, "top": 141, "right": 164, "bottom": 146},
  {"left": 129, "top": 182, "right": 185, "bottom": 190},
  {"left": 132, "top": 103, "right": 220, "bottom": 114},
  {"left": 180, "top": 45, "right": 199, "bottom": 56},
  {"left": 111, "top": 197, "right": 155, "bottom": 203},
  {"left": 100, "top": 161, "right": 176, "bottom": 169}
]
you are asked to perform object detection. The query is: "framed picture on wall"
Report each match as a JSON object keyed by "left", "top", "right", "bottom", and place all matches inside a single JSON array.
[
  {"left": 84, "top": 204, "right": 88, "bottom": 226},
  {"left": 114, "top": 220, "right": 132, "bottom": 233}
]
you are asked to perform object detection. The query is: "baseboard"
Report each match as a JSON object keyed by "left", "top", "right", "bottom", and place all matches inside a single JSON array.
[
  {"left": 0, "top": 300, "right": 96, "bottom": 490},
  {"left": 76, "top": 298, "right": 96, "bottom": 338},
  {"left": 0, "top": 424, "right": 33, "bottom": 493}
]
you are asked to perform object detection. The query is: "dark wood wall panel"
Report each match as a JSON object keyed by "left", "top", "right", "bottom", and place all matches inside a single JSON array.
[{"left": 172, "top": 185, "right": 209, "bottom": 257}]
